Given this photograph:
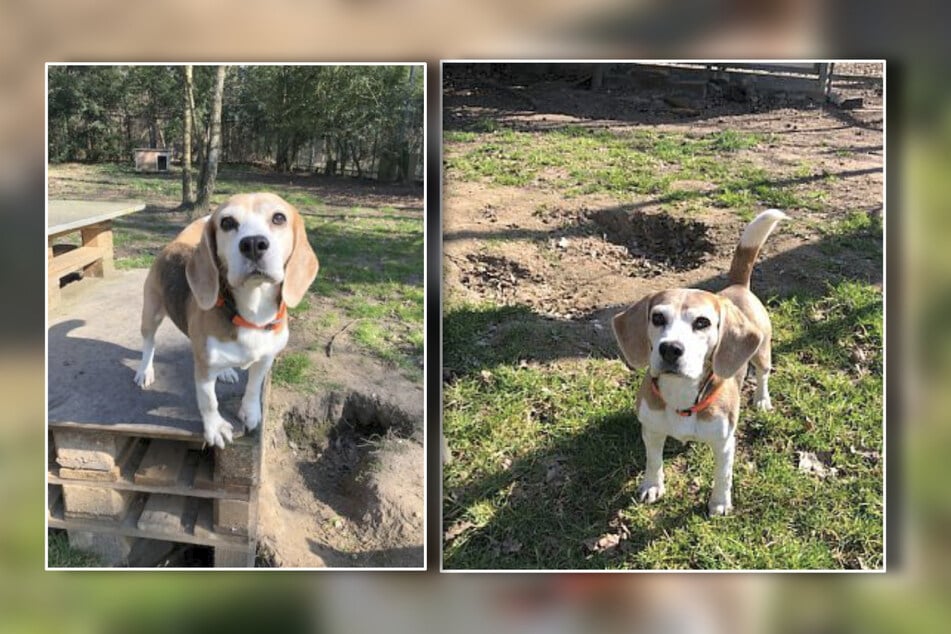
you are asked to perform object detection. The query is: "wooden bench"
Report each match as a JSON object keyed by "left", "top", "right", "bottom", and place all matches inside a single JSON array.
[{"left": 47, "top": 200, "right": 144, "bottom": 308}]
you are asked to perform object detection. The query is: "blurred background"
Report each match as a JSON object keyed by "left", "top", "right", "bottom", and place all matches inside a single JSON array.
[{"left": 2, "top": 0, "right": 943, "bottom": 631}]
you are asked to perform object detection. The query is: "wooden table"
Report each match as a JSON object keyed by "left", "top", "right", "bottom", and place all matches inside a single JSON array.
[{"left": 47, "top": 200, "right": 144, "bottom": 307}]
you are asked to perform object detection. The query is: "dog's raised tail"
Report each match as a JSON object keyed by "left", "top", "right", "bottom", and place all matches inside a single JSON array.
[{"left": 727, "top": 209, "right": 787, "bottom": 287}]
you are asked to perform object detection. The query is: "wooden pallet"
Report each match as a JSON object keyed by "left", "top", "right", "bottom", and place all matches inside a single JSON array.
[
  {"left": 47, "top": 268, "right": 266, "bottom": 567},
  {"left": 48, "top": 430, "right": 262, "bottom": 567}
]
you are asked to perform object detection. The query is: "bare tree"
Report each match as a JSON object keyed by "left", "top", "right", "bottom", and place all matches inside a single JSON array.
[
  {"left": 398, "top": 65, "right": 417, "bottom": 182},
  {"left": 193, "top": 65, "right": 227, "bottom": 218},
  {"left": 181, "top": 65, "right": 195, "bottom": 209}
]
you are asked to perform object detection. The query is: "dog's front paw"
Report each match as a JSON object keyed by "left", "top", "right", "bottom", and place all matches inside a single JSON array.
[
  {"left": 238, "top": 400, "right": 262, "bottom": 431},
  {"left": 636, "top": 481, "right": 666, "bottom": 504},
  {"left": 204, "top": 415, "right": 234, "bottom": 449},
  {"left": 708, "top": 498, "right": 733, "bottom": 516},
  {"left": 217, "top": 368, "right": 239, "bottom": 384},
  {"left": 134, "top": 366, "right": 154, "bottom": 388},
  {"left": 753, "top": 395, "right": 772, "bottom": 411}
]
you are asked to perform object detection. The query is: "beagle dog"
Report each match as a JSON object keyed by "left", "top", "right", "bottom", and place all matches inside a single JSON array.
[
  {"left": 133, "top": 193, "right": 319, "bottom": 448},
  {"left": 612, "top": 209, "right": 785, "bottom": 516}
]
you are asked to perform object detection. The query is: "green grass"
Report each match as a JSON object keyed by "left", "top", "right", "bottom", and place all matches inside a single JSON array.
[
  {"left": 305, "top": 210, "right": 424, "bottom": 380},
  {"left": 115, "top": 254, "right": 155, "bottom": 270},
  {"left": 272, "top": 351, "right": 311, "bottom": 387},
  {"left": 48, "top": 531, "right": 103, "bottom": 567},
  {"left": 818, "top": 209, "right": 882, "bottom": 252},
  {"left": 444, "top": 126, "right": 825, "bottom": 218},
  {"left": 443, "top": 281, "right": 883, "bottom": 570}
]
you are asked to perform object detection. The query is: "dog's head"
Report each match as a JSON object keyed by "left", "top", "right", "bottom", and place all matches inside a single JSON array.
[
  {"left": 612, "top": 289, "right": 762, "bottom": 380},
  {"left": 186, "top": 193, "right": 319, "bottom": 310}
]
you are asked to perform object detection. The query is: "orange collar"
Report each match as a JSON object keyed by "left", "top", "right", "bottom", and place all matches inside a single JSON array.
[
  {"left": 650, "top": 372, "right": 724, "bottom": 417},
  {"left": 215, "top": 294, "right": 287, "bottom": 332}
]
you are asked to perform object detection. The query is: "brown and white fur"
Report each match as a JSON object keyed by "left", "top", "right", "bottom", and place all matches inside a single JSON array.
[
  {"left": 612, "top": 209, "right": 785, "bottom": 515},
  {"left": 133, "top": 193, "right": 319, "bottom": 448}
]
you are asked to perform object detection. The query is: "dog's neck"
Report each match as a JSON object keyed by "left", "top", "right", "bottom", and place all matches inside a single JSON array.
[
  {"left": 228, "top": 280, "right": 283, "bottom": 326},
  {"left": 655, "top": 372, "right": 706, "bottom": 411}
]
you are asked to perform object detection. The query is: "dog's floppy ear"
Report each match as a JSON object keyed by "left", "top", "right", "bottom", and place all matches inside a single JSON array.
[
  {"left": 712, "top": 298, "right": 762, "bottom": 378},
  {"left": 612, "top": 294, "right": 653, "bottom": 369},
  {"left": 186, "top": 218, "right": 220, "bottom": 311},
  {"left": 281, "top": 208, "right": 319, "bottom": 308}
]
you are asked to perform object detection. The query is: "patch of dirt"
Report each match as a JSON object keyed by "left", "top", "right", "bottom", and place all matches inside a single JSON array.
[
  {"left": 443, "top": 64, "right": 883, "bottom": 331},
  {"left": 259, "top": 349, "right": 424, "bottom": 568}
]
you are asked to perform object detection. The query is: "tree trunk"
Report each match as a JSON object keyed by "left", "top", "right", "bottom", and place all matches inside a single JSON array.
[
  {"left": 336, "top": 139, "right": 347, "bottom": 176},
  {"left": 193, "top": 65, "right": 227, "bottom": 218},
  {"left": 181, "top": 66, "right": 195, "bottom": 209},
  {"left": 351, "top": 141, "right": 362, "bottom": 178},
  {"left": 397, "top": 65, "right": 417, "bottom": 182}
]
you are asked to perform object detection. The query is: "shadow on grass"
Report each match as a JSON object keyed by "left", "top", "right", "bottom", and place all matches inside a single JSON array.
[
  {"left": 112, "top": 204, "right": 188, "bottom": 239},
  {"left": 443, "top": 407, "right": 695, "bottom": 570},
  {"left": 442, "top": 217, "right": 883, "bottom": 569}
]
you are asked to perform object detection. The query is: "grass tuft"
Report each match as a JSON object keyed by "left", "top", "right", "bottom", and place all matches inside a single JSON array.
[{"left": 272, "top": 352, "right": 311, "bottom": 387}]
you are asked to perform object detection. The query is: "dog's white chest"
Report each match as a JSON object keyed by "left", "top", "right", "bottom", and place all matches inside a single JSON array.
[
  {"left": 638, "top": 400, "right": 731, "bottom": 444},
  {"left": 207, "top": 327, "right": 288, "bottom": 369}
]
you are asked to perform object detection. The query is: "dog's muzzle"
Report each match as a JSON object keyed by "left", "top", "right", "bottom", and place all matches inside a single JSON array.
[{"left": 239, "top": 234, "right": 270, "bottom": 262}]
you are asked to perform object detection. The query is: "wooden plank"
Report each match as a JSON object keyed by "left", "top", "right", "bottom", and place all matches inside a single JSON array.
[
  {"left": 214, "top": 499, "right": 250, "bottom": 537},
  {"left": 58, "top": 465, "right": 120, "bottom": 482},
  {"left": 53, "top": 428, "right": 133, "bottom": 471},
  {"left": 47, "top": 200, "right": 144, "bottom": 236},
  {"left": 137, "top": 494, "right": 187, "bottom": 532},
  {"left": 48, "top": 443, "right": 251, "bottom": 501},
  {"left": 193, "top": 453, "right": 216, "bottom": 490},
  {"left": 80, "top": 223, "right": 114, "bottom": 277},
  {"left": 47, "top": 419, "right": 254, "bottom": 444},
  {"left": 49, "top": 493, "right": 248, "bottom": 549},
  {"left": 48, "top": 245, "right": 106, "bottom": 278},
  {"left": 62, "top": 484, "right": 133, "bottom": 520},
  {"left": 213, "top": 545, "right": 255, "bottom": 568},
  {"left": 134, "top": 440, "right": 188, "bottom": 486},
  {"left": 57, "top": 436, "right": 143, "bottom": 482}
]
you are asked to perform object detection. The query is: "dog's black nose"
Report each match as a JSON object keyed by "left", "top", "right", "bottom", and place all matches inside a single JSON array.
[
  {"left": 659, "top": 341, "right": 684, "bottom": 363},
  {"left": 239, "top": 235, "right": 269, "bottom": 261}
]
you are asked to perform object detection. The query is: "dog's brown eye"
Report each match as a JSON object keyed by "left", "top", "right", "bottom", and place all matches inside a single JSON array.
[
  {"left": 693, "top": 316, "right": 711, "bottom": 330},
  {"left": 272, "top": 212, "right": 286, "bottom": 225},
  {"left": 220, "top": 216, "right": 238, "bottom": 231},
  {"left": 651, "top": 312, "right": 666, "bottom": 327}
]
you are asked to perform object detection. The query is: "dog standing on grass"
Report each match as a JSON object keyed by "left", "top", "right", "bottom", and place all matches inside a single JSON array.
[
  {"left": 134, "top": 193, "right": 319, "bottom": 448},
  {"left": 612, "top": 209, "right": 786, "bottom": 515}
]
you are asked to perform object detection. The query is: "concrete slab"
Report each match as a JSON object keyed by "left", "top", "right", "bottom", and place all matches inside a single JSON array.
[{"left": 48, "top": 270, "right": 251, "bottom": 441}]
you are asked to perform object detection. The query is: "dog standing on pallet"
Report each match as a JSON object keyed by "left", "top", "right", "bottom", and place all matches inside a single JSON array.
[
  {"left": 612, "top": 209, "right": 785, "bottom": 516},
  {"left": 134, "top": 193, "right": 319, "bottom": 448}
]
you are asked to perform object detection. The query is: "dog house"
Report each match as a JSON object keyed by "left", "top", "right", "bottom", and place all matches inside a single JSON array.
[{"left": 134, "top": 148, "right": 171, "bottom": 172}]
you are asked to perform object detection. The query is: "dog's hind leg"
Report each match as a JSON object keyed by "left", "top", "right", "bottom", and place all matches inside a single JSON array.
[
  {"left": 134, "top": 274, "right": 165, "bottom": 388},
  {"left": 751, "top": 338, "right": 772, "bottom": 411}
]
